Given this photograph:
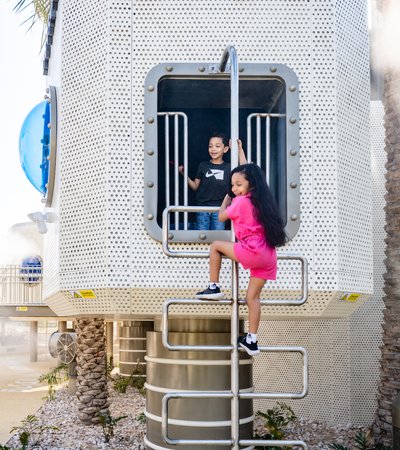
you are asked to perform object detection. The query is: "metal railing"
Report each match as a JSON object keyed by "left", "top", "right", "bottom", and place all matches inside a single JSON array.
[
  {"left": 0, "top": 265, "right": 43, "bottom": 306},
  {"left": 158, "top": 112, "right": 189, "bottom": 230},
  {"left": 247, "top": 113, "right": 286, "bottom": 184}
]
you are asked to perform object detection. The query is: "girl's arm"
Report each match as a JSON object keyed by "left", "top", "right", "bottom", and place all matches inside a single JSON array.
[
  {"left": 228, "top": 139, "right": 248, "bottom": 165},
  {"left": 218, "top": 194, "right": 232, "bottom": 222},
  {"left": 238, "top": 139, "right": 247, "bottom": 165}
]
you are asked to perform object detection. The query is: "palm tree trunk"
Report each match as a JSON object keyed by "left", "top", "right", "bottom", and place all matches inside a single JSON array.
[
  {"left": 374, "top": 68, "right": 400, "bottom": 444},
  {"left": 75, "top": 318, "right": 109, "bottom": 424}
]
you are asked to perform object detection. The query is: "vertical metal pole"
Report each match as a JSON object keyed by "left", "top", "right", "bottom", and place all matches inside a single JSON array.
[
  {"left": 165, "top": 115, "right": 170, "bottom": 209},
  {"left": 30, "top": 321, "right": 38, "bottom": 363},
  {"left": 256, "top": 115, "right": 261, "bottom": 166},
  {"left": 266, "top": 115, "right": 271, "bottom": 185},
  {"left": 174, "top": 114, "right": 179, "bottom": 229},
  {"left": 247, "top": 115, "right": 252, "bottom": 162},
  {"left": 183, "top": 114, "right": 189, "bottom": 230},
  {"left": 220, "top": 44, "right": 239, "bottom": 450}
]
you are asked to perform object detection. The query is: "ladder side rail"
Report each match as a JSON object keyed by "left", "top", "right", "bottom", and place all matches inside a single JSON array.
[
  {"left": 220, "top": 44, "right": 240, "bottom": 450},
  {"left": 182, "top": 113, "right": 189, "bottom": 229}
]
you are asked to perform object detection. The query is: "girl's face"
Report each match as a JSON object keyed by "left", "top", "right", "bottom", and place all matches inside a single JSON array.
[{"left": 231, "top": 172, "right": 250, "bottom": 196}]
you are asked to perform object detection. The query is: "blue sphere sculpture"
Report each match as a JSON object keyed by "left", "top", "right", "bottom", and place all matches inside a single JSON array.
[{"left": 19, "top": 101, "right": 50, "bottom": 195}]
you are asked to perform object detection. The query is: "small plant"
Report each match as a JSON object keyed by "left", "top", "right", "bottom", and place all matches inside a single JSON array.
[
  {"left": 98, "top": 412, "right": 128, "bottom": 443},
  {"left": 0, "top": 445, "right": 12, "bottom": 450},
  {"left": 329, "top": 429, "right": 392, "bottom": 450},
  {"left": 38, "top": 363, "right": 69, "bottom": 401},
  {"left": 10, "top": 414, "right": 58, "bottom": 450},
  {"left": 110, "top": 360, "right": 146, "bottom": 395},
  {"left": 136, "top": 412, "right": 146, "bottom": 424},
  {"left": 254, "top": 402, "right": 297, "bottom": 450}
]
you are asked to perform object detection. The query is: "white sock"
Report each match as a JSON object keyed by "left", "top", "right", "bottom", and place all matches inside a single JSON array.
[
  {"left": 209, "top": 282, "right": 220, "bottom": 290},
  {"left": 246, "top": 333, "right": 257, "bottom": 344}
]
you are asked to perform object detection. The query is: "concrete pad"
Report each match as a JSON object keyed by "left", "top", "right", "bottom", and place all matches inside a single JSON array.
[{"left": 0, "top": 353, "right": 55, "bottom": 445}]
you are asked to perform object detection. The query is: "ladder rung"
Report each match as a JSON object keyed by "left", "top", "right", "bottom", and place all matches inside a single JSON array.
[
  {"left": 162, "top": 298, "right": 233, "bottom": 351},
  {"left": 240, "top": 439, "right": 308, "bottom": 449}
]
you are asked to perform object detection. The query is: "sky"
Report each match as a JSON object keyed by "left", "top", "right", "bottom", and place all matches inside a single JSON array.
[{"left": 0, "top": 2, "right": 45, "bottom": 261}]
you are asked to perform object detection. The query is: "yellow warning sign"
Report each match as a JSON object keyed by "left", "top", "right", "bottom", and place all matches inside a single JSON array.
[
  {"left": 16, "top": 306, "right": 28, "bottom": 311},
  {"left": 339, "top": 293, "right": 361, "bottom": 302},
  {"left": 73, "top": 289, "right": 97, "bottom": 299}
]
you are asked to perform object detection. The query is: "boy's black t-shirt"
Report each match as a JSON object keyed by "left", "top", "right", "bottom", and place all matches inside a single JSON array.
[{"left": 195, "top": 161, "right": 231, "bottom": 206}]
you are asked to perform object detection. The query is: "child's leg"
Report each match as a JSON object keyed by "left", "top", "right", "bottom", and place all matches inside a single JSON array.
[
  {"left": 209, "top": 240, "right": 239, "bottom": 282},
  {"left": 246, "top": 277, "right": 266, "bottom": 334}
]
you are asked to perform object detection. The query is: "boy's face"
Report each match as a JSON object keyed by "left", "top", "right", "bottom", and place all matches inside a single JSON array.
[{"left": 208, "top": 137, "right": 229, "bottom": 161}]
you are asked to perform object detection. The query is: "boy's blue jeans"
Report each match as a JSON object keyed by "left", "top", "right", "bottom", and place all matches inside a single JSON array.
[{"left": 195, "top": 212, "right": 225, "bottom": 231}]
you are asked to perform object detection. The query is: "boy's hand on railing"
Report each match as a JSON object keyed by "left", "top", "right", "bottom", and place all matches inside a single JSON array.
[{"left": 178, "top": 165, "right": 184, "bottom": 175}]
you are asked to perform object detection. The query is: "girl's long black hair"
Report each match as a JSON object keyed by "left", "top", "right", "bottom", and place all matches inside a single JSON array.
[{"left": 230, "top": 163, "right": 287, "bottom": 248}]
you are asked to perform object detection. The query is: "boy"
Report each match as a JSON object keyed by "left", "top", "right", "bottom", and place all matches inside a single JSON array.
[{"left": 179, "top": 133, "right": 246, "bottom": 230}]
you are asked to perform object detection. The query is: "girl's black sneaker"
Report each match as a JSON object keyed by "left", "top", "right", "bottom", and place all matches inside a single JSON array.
[
  {"left": 238, "top": 335, "right": 260, "bottom": 356},
  {"left": 196, "top": 286, "right": 225, "bottom": 300}
]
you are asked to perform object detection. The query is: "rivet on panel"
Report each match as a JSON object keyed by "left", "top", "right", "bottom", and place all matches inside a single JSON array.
[
  {"left": 147, "top": 117, "right": 155, "bottom": 124},
  {"left": 289, "top": 85, "right": 297, "bottom": 92},
  {"left": 147, "top": 85, "right": 155, "bottom": 92},
  {"left": 270, "top": 66, "right": 277, "bottom": 73},
  {"left": 147, "top": 149, "right": 155, "bottom": 156},
  {"left": 147, "top": 214, "right": 154, "bottom": 220},
  {"left": 289, "top": 149, "right": 298, "bottom": 156},
  {"left": 165, "top": 66, "right": 173, "bottom": 72},
  {"left": 198, "top": 66, "right": 205, "bottom": 72},
  {"left": 146, "top": 181, "right": 154, "bottom": 188},
  {"left": 168, "top": 233, "right": 174, "bottom": 240},
  {"left": 290, "top": 182, "right": 298, "bottom": 189},
  {"left": 289, "top": 117, "right": 297, "bottom": 124},
  {"left": 199, "top": 233, "right": 207, "bottom": 240},
  {"left": 239, "top": 67, "right": 244, "bottom": 72},
  {"left": 290, "top": 214, "right": 299, "bottom": 221}
]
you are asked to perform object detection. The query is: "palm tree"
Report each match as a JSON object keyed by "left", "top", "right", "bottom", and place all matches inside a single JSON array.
[
  {"left": 373, "top": 0, "right": 400, "bottom": 444},
  {"left": 75, "top": 318, "right": 109, "bottom": 424},
  {"left": 13, "top": 0, "right": 50, "bottom": 48}
]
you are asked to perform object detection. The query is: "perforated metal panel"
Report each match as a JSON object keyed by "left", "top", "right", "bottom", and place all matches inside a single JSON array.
[
  {"left": 41, "top": 0, "right": 379, "bottom": 428},
  {"left": 42, "top": 0, "right": 373, "bottom": 319},
  {"left": 254, "top": 101, "right": 385, "bottom": 425}
]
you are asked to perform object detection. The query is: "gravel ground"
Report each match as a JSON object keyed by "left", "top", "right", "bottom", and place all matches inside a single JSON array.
[{"left": 5, "top": 385, "right": 367, "bottom": 450}]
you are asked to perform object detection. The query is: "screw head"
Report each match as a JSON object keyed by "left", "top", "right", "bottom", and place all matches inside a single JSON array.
[
  {"left": 289, "top": 117, "right": 297, "bottom": 124},
  {"left": 290, "top": 182, "right": 298, "bottom": 189},
  {"left": 165, "top": 66, "right": 173, "bottom": 72},
  {"left": 147, "top": 149, "right": 155, "bottom": 156},
  {"left": 239, "top": 67, "right": 244, "bottom": 72},
  {"left": 147, "top": 117, "right": 155, "bottom": 124},
  {"left": 168, "top": 233, "right": 174, "bottom": 240},
  {"left": 199, "top": 233, "right": 207, "bottom": 240},
  {"left": 291, "top": 214, "right": 299, "bottom": 221},
  {"left": 146, "top": 181, "right": 154, "bottom": 188},
  {"left": 198, "top": 66, "right": 205, "bottom": 72},
  {"left": 270, "top": 66, "right": 277, "bottom": 73},
  {"left": 147, "top": 214, "right": 154, "bottom": 220},
  {"left": 147, "top": 85, "right": 155, "bottom": 92},
  {"left": 289, "top": 85, "right": 297, "bottom": 92},
  {"left": 289, "top": 149, "right": 298, "bottom": 156}
]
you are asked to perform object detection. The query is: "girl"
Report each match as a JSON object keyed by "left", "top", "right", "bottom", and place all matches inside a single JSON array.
[{"left": 196, "top": 163, "right": 287, "bottom": 355}]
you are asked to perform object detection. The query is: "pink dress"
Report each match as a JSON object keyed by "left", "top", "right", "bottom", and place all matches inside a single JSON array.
[{"left": 226, "top": 194, "right": 277, "bottom": 280}]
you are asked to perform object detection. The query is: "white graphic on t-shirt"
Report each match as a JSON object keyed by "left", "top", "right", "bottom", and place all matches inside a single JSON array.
[{"left": 205, "top": 169, "right": 224, "bottom": 180}]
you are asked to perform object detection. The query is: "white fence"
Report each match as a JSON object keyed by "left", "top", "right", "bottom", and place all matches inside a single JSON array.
[{"left": 0, "top": 265, "right": 43, "bottom": 305}]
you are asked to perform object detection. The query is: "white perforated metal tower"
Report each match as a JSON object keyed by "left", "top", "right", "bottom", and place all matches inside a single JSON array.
[{"left": 42, "top": 0, "right": 377, "bottom": 425}]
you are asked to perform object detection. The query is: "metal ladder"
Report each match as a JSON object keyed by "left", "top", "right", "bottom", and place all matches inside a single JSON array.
[{"left": 160, "top": 46, "right": 309, "bottom": 449}]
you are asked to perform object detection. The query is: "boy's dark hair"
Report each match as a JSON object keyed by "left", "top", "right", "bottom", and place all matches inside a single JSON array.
[
  {"left": 229, "top": 163, "right": 287, "bottom": 248},
  {"left": 209, "top": 132, "right": 228, "bottom": 147}
]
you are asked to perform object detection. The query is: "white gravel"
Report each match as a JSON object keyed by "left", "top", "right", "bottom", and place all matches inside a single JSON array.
[{"left": 6, "top": 385, "right": 366, "bottom": 450}]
